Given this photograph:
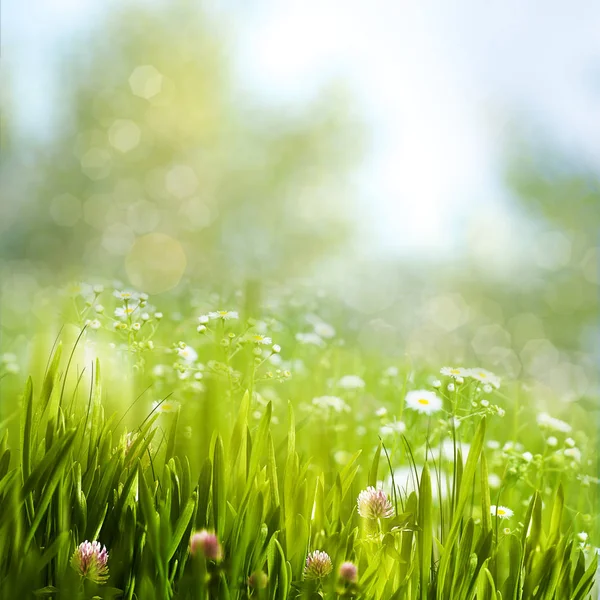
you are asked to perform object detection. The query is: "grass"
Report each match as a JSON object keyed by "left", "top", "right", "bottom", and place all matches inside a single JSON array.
[{"left": 0, "top": 284, "right": 597, "bottom": 599}]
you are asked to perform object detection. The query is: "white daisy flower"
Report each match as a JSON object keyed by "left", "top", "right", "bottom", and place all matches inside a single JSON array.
[
  {"left": 152, "top": 400, "right": 180, "bottom": 413},
  {"left": 113, "top": 290, "right": 137, "bottom": 300},
  {"left": 405, "top": 390, "right": 443, "bottom": 415},
  {"left": 198, "top": 315, "right": 210, "bottom": 324},
  {"left": 536, "top": 413, "right": 572, "bottom": 433},
  {"left": 313, "top": 322, "right": 336, "bottom": 339},
  {"left": 337, "top": 375, "right": 365, "bottom": 390},
  {"left": 208, "top": 310, "right": 239, "bottom": 320},
  {"left": 467, "top": 368, "right": 501, "bottom": 389},
  {"left": 248, "top": 334, "right": 272, "bottom": 345},
  {"left": 114, "top": 305, "right": 137, "bottom": 318},
  {"left": 490, "top": 505, "right": 513, "bottom": 519},
  {"left": 177, "top": 345, "right": 198, "bottom": 363},
  {"left": 440, "top": 366, "right": 469, "bottom": 379}
]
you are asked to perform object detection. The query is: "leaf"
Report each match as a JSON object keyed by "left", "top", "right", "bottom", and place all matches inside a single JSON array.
[
  {"left": 212, "top": 435, "right": 226, "bottom": 535},
  {"left": 166, "top": 493, "right": 197, "bottom": 561}
]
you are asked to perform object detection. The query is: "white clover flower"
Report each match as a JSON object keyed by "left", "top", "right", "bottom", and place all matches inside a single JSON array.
[
  {"left": 490, "top": 505, "right": 513, "bottom": 519},
  {"left": 338, "top": 375, "right": 365, "bottom": 390},
  {"left": 440, "top": 366, "right": 469, "bottom": 379},
  {"left": 177, "top": 345, "right": 198, "bottom": 363},
  {"left": 313, "top": 322, "right": 336, "bottom": 339},
  {"left": 304, "top": 551, "right": 333, "bottom": 579},
  {"left": 536, "top": 413, "right": 572, "bottom": 433},
  {"left": 295, "top": 332, "right": 325, "bottom": 347},
  {"left": 312, "top": 396, "right": 350, "bottom": 413},
  {"left": 114, "top": 305, "right": 137, "bottom": 318},
  {"left": 468, "top": 368, "right": 501, "bottom": 389},
  {"left": 405, "top": 390, "right": 443, "bottom": 415},
  {"left": 357, "top": 487, "right": 394, "bottom": 519},
  {"left": 208, "top": 310, "right": 238, "bottom": 320},
  {"left": 152, "top": 400, "right": 180, "bottom": 413}
]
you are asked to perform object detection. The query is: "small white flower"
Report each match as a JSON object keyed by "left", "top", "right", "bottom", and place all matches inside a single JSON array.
[
  {"left": 577, "top": 532, "right": 588, "bottom": 543},
  {"left": 490, "top": 505, "right": 513, "bottom": 519},
  {"left": 114, "top": 305, "right": 136, "bottom": 318},
  {"left": 456, "top": 376, "right": 464, "bottom": 385},
  {"left": 312, "top": 396, "right": 350, "bottom": 413},
  {"left": 468, "top": 368, "right": 501, "bottom": 389},
  {"left": 440, "top": 366, "right": 469, "bottom": 379},
  {"left": 272, "top": 344, "right": 281, "bottom": 353},
  {"left": 487, "top": 440, "right": 501, "bottom": 450},
  {"left": 565, "top": 437, "right": 575, "bottom": 448},
  {"left": 313, "top": 322, "right": 336, "bottom": 339},
  {"left": 432, "top": 379, "right": 441, "bottom": 388},
  {"left": 197, "top": 325, "right": 207, "bottom": 333},
  {"left": 483, "top": 383, "right": 493, "bottom": 394},
  {"left": 152, "top": 400, "right": 180, "bottom": 413},
  {"left": 208, "top": 310, "right": 239, "bottom": 321},
  {"left": 92, "top": 284, "right": 104, "bottom": 294},
  {"left": 522, "top": 451, "right": 533, "bottom": 462},
  {"left": 536, "top": 412, "right": 572, "bottom": 433},
  {"left": 480, "top": 399, "right": 490, "bottom": 408},
  {"left": 152, "top": 365, "right": 166, "bottom": 377},
  {"left": 496, "top": 407, "right": 506, "bottom": 417},
  {"left": 94, "top": 304, "right": 105, "bottom": 314},
  {"left": 155, "top": 312, "right": 163, "bottom": 320},
  {"left": 375, "top": 407, "right": 388, "bottom": 417},
  {"left": 113, "top": 290, "right": 137, "bottom": 300},
  {"left": 198, "top": 315, "right": 210, "bottom": 324},
  {"left": 295, "top": 332, "right": 325, "bottom": 347},
  {"left": 338, "top": 375, "right": 365, "bottom": 390},
  {"left": 385, "top": 366, "right": 399, "bottom": 377},
  {"left": 405, "top": 390, "right": 443, "bottom": 415},
  {"left": 488, "top": 473, "right": 502, "bottom": 489},
  {"left": 447, "top": 383, "right": 455, "bottom": 392},
  {"left": 564, "top": 447, "right": 581, "bottom": 463},
  {"left": 88, "top": 319, "right": 101, "bottom": 330},
  {"left": 546, "top": 436, "right": 558, "bottom": 447},
  {"left": 141, "top": 312, "right": 150, "bottom": 321},
  {"left": 248, "top": 334, "right": 272, "bottom": 345},
  {"left": 131, "top": 323, "right": 141, "bottom": 331},
  {"left": 177, "top": 345, "right": 198, "bottom": 363},
  {"left": 379, "top": 421, "right": 406, "bottom": 436}
]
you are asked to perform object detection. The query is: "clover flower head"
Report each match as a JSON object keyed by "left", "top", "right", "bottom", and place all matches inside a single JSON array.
[
  {"left": 338, "top": 561, "right": 358, "bottom": 583},
  {"left": 304, "top": 550, "right": 333, "bottom": 579},
  {"left": 190, "top": 530, "right": 222, "bottom": 561},
  {"left": 357, "top": 486, "right": 394, "bottom": 519},
  {"left": 71, "top": 540, "right": 109, "bottom": 584}
]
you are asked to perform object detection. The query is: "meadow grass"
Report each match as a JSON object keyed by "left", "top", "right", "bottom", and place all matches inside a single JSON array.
[{"left": 0, "top": 284, "right": 597, "bottom": 599}]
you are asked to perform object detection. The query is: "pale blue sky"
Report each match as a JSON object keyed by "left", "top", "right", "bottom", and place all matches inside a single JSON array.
[{"left": 4, "top": 0, "right": 600, "bottom": 263}]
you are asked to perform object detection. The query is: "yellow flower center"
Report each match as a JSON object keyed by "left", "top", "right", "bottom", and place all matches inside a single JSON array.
[
  {"left": 497, "top": 508, "right": 506, "bottom": 515},
  {"left": 418, "top": 398, "right": 430, "bottom": 405}
]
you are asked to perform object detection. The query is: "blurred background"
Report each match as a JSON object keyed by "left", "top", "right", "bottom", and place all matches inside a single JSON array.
[{"left": 1, "top": 0, "right": 599, "bottom": 404}]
